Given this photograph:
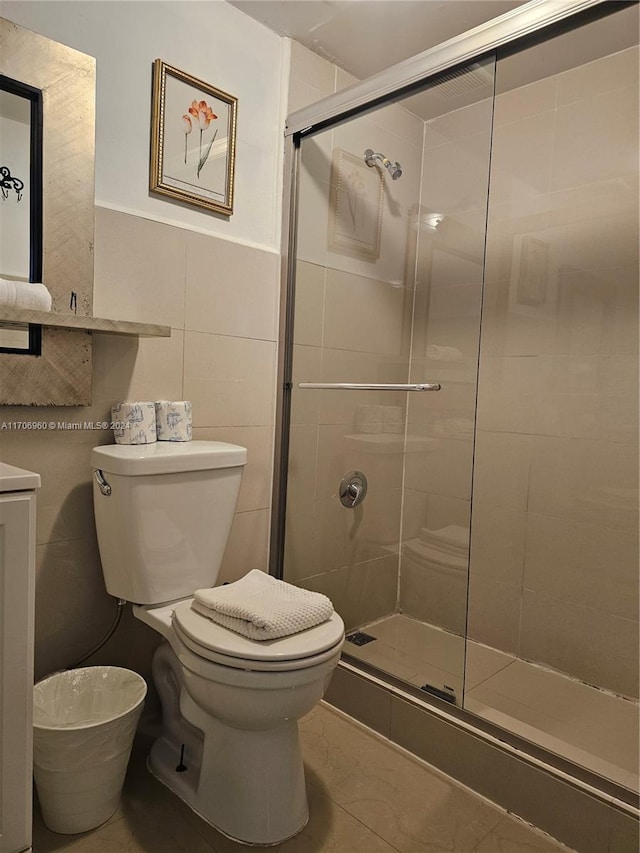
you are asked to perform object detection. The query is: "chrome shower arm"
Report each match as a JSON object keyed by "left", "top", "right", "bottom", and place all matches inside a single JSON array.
[
  {"left": 364, "top": 148, "right": 402, "bottom": 180},
  {"left": 364, "top": 149, "right": 386, "bottom": 167}
]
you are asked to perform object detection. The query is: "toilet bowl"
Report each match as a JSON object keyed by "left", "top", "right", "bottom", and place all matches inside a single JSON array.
[
  {"left": 136, "top": 600, "right": 344, "bottom": 845},
  {"left": 91, "top": 441, "right": 344, "bottom": 846}
]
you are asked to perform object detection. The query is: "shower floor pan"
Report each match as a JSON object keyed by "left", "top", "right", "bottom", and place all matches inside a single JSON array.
[{"left": 346, "top": 613, "right": 639, "bottom": 794}]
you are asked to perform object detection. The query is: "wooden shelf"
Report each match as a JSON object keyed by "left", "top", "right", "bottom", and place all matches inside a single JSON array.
[{"left": 0, "top": 307, "right": 171, "bottom": 337}]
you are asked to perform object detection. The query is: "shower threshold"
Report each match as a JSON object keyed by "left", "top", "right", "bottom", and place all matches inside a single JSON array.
[{"left": 345, "top": 613, "right": 639, "bottom": 794}]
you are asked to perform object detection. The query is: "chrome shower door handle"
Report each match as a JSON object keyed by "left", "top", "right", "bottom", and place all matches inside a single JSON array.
[{"left": 298, "top": 382, "right": 441, "bottom": 391}]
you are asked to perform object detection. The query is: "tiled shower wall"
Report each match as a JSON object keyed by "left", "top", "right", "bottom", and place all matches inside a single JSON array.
[{"left": 469, "top": 29, "right": 639, "bottom": 698}]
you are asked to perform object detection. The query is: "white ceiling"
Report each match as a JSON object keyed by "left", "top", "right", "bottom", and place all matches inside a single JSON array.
[{"left": 228, "top": 0, "right": 527, "bottom": 80}]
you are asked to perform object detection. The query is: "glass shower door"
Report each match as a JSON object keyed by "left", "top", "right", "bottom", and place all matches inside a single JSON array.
[
  {"left": 283, "top": 58, "right": 496, "bottom": 706},
  {"left": 466, "top": 6, "right": 639, "bottom": 792}
]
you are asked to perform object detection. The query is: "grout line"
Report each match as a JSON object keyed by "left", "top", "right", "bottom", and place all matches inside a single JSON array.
[
  {"left": 465, "top": 656, "right": 516, "bottom": 692},
  {"left": 318, "top": 702, "right": 507, "bottom": 827},
  {"left": 306, "top": 779, "right": 403, "bottom": 853}
]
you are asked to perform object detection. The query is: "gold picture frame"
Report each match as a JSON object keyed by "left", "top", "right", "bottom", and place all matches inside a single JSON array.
[
  {"left": 328, "top": 148, "right": 383, "bottom": 260},
  {"left": 150, "top": 59, "right": 237, "bottom": 216}
]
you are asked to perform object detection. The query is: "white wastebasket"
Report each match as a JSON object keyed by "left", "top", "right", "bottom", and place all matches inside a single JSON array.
[{"left": 33, "top": 666, "right": 147, "bottom": 834}]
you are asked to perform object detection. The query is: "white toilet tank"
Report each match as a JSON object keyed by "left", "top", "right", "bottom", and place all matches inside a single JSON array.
[{"left": 91, "top": 441, "right": 247, "bottom": 605}]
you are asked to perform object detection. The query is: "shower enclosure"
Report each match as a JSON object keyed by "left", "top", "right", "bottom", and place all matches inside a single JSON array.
[{"left": 274, "top": 0, "right": 639, "bottom": 809}]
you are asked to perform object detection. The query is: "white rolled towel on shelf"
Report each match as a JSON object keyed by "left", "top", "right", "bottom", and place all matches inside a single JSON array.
[
  {"left": 155, "top": 400, "right": 192, "bottom": 442},
  {"left": 111, "top": 401, "right": 157, "bottom": 445},
  {"left": 192, "top": 569, "right": 335, "bottom": 641},
  {"left": 0, "top": 278, "right": 52, "bottom": 312}
]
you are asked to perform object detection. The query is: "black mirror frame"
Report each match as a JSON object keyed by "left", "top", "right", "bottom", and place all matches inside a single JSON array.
[{"left": 0, "top": 72, "right": 43, "bottom": 355}]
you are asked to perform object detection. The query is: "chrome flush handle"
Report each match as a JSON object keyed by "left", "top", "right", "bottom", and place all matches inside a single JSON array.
[{"left": 94, "top": 469, "right": 112, "bottom": 496}]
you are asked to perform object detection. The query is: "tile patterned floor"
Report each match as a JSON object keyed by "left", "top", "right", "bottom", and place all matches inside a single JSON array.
[
  {"left": 344, "top": 614, "right": 639, "bottom": 793},
  {"left": 32, "top": 703, "right": 573, "bottom": 853}
]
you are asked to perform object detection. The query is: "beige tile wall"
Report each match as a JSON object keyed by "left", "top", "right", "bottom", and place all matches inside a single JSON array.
[
  {"left": 0, "top": 205, "right": 279, "bottom": 686},
  {"left": 469, "top": 45, "right": 639, "bottom": 699}
]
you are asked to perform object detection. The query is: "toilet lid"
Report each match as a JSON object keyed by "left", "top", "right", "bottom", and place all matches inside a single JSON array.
[{"left": 172, "top": 601, "right": 345, "bottom": 663}]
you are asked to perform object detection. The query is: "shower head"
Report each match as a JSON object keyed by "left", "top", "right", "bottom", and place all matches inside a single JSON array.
[
  {"left": 386, "top": 160, "right": 403, "bottom": 180},
  {"left": 364, "top": 148, "right": 402, "bottom": 180}
]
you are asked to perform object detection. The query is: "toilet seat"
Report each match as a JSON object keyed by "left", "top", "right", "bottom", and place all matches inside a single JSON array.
[{"left": 172, "top": 601, "right": 344, "bottom": 672}]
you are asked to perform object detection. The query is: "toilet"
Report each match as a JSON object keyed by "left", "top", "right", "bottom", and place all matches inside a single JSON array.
[{"left": 90, "top": 440, "right": 344, "bottom": 846}]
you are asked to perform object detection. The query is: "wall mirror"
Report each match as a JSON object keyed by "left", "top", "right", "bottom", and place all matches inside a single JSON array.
[
  {"left": 0, "top": 73, "right": 43, "bottom": 355},
  {"left": 0, "top": 17, "right": 95, "bottom": 405}
]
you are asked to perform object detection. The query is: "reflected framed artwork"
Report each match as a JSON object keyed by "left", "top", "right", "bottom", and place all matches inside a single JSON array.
[
  {"left": 150, "top": 60, "right": 237, "bottom": 216},
  {"left": 328, "top": 148, "right": 383, "bottom": 261},
  {"left": 509, "top": 233, "right": 557, "bottom": 316}
]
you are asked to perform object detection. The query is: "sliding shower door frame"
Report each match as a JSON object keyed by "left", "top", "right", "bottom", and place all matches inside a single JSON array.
[
  {"left": 285, "top": 0, "right": 608, "bottom": 137},
  {"left": 271, "top": 0, "right": 638, "bottom": 814}
]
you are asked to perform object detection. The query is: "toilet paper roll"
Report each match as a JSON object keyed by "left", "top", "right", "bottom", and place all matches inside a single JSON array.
[
  {"left": 155, "top": 400, "right": 192, "bottom": 442},
  {"left": 111, "top": 401, "right": 157, "bottom": 444}
]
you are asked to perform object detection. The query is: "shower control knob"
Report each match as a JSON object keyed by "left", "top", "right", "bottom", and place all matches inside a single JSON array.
[
  {"left": 339, "top": 471, "right": 368, "bottom": 508},
  {"left": 347, "top": 483, "right": 361, "bottom": 504}
]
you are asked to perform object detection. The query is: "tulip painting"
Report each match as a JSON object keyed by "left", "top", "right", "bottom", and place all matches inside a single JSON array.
[
  {"left": 151, "top": 60, "right": 237, "bottom": 216},
  {"left": 185, "top": 99, "right": 218, "bottom": 178}
]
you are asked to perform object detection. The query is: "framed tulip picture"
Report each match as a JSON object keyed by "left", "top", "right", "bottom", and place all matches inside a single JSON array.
[{"left": 150, "top": 60, "right": 237, "bottom": 216}]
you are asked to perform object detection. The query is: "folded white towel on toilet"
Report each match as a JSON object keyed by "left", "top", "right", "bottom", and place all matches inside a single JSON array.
[
  {"left": 192, "top": 569, "right": 334, "bottom": 641},
  {"left": 0, "top": 278, "right": 52, "bottom": 311}
]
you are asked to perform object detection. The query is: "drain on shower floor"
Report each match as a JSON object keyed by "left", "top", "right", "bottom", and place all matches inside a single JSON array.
[
  {"left": 420, "top": 683, "right": 457, "bottom": 704},
  {"left": 345, "top": 631, "right": 377, "bottom": 646}
]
